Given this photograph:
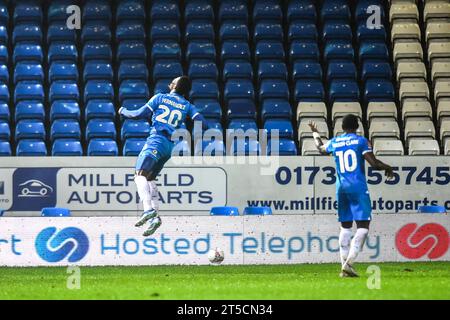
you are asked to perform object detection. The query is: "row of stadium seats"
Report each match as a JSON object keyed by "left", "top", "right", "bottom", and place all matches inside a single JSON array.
[{"left": 0, "top": 0, "right": 450, "bottom": 156}]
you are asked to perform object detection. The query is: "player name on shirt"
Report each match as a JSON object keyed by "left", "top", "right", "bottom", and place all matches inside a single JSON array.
[
  {"left": 161, "top": 97, "right": 187, "bottom": 110},
  {"left": 330, "top": 136, "right": 360, "bottom": 148}
]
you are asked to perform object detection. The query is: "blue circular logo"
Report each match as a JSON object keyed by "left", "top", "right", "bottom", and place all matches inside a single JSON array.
[{"left": 35, "top": 227, "right": 89, "bottom": 263}]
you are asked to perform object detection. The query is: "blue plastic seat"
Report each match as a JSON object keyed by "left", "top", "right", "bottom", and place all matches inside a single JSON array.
[
  {"left": 185, "top": 1, "right": 214, "bottom": 22},
  {"left": 192, "top": 99, "right": 222, "bottom": 120},
  {"left": 190, "top": 80, "right": 220, "bottom": 100},
  {"left": 47, "top": 23, "right": 76, "bottom": 43},
  {"left": 0, "top": 103, "right": 9, "bottom": 121},
  {"left": 267, "top": 138, "right": 298, "bottom": 156},
  {"left": 123, "top": 138, "right": 146, "bottom": 156},
  {"left": 83, "top": 42, "right": 112, "bottom": 62},
  {"left": 150, "top": 1, "right": 180, "bottom": 21},
  {"left": 231, "top": 138, "right": 261, "bottom": 156},
  {"left": 224, "top": 80, "right": 254, "bottom": 103},
  {"left": 288, "top": 22, "right": 318, "bottom": 42},
  {"left": 85, "top": 100, "right": 115, "bottom": 121},
  {"left": 0, "top": 45, "right": 7, "bottom": 64},
  {"left": 13, "top": 44, "right": 43, "bottom": 64},
  {"left": 49, "top": 62, "right": 78, "bottom": 83},
  {"left": 52, "top": 139, "right": 83, "bottom": 156},
  {"left": 227, "top": 99, "right": 256, "bottom": 120},
  {"left": 364, "top": 79, "right": 395, "bottom": 103},
  {"left": 357, "top": 23, "right": 386, "bottom": 43},
  {"left": 50, "top": 101, "right": 80, "bottom": 121},
  {"left": 14, "top": 3, "right": 42, "bottom": 24},
  {"left": 287, "top": 0, "right": 316, "bottom": 23},
  {"left": 151, "top": 42, "right": 181, "bottom": 62},
  {"left": 122, "top": 99, "right": 147, "bottom": 111},
  {"left": 15, "top": 82, "right": 44, "bottom": 103},
  {"left": 48, "top": 1, "right": 73, "bottom": 23},
  {"left": 321, "top": 0, "right": 350, "bottom": 22},
  {"left": 15, "top": 101, "right": 45, "bottom": 122},
  {"left": 290, "top": 41, "right": 320, "bottom": 62},
  {"left": 83, "top": 1, "right": 111, "bottom": 23},
  {"left": 153, "top": 61, "right": 183, "bottom": 81},
  {"left": 81, "top": 23, "right": 111, "bottom": 43},
  {"left": 292, "top": 62, "right": 322, "bottom": 81},
  {"left": 84, "top": 81, "right": 114, "bottom": 102},
  {"left": 116, "top": 22, "right": 145, "bottom": 42},
  {"left": 49, "top": 81, "right": 79, "bottom": 103},
  {"left": 261, "top": 99, "right": 292, "bottom": 121},
  {"left": 417, "top": 205, "right": 447, "bottom": 214},
  {"left": 255, "top": 41, "right": 285, "bottom": 63},
  {"left": 243, "top": 206, "right": 273, "bottom": 215},
  {"left": 0, "top": 83, "right": 8, "bottom": 102},
  {"left": 188, "top": 61, "right": 218, "bottom": 80},
  {"left": 253, "top": 1, "right": 282, "bottom": 23},
  {"left": 16, "top": 139, "right": 47, "bottom": 156},
  {"left": 83, "top": 62, "right": 113, "bottom": 82},
  {"left": 0, "top": 120, "right": 10, "bottom": 140},
  {"left": 121, "top": 119, "right": 150, "bottom": 140},
  {"left": 150, "top": 22, "right": 180, "bottom": 42},
  {"left": 185, "top": 22, "right": 215, "bottom": 42},
  {"left": 359, "top": 42, "right": 389, "bottom": 63},
  {"left": 15, "top": 120, "right": 45, "bottom": 141},
  {"left": 0, "top": 140, "right": 11, "bottom": 156},
  {"left": 264, "top": 119, "right": 294, "bottom": 139},
  {"left": 220, "top": 23, "right": 249, "bottom": 42},
  {"left": 295, "top": 80, "right": 325, "bottom": 102},
  {"left": 0, "top": 64, "right": 8, "bottom": 83},
  {"left": 259, "top": 61, "right": 288, "bottom": 80},
  {"left": 86, "top": 119, "right": 116, "bottom": 141},
  {"left": 0, "top": 25, "right": 6, "bottom": 44},
  {"left": 117, "top": 0, "right": 146, "bottom": 22},
  {"left": 50, "top": 120, "right": 81, "bottom": 141},
  {"left": 259, "top": 80, "right": 290, "bottom": 101},
  {"left": 219, "top": 1, "right": 248, "bottom": 23},
  {"left": 323, "top": 22, "right": 352, "bottom": 42},
  {"left": 87, "top": 139, "right": 118, "bottom": 156},
  {"left": 118, "top": 61, "right": 148, "bottom": 83},
  {"left": 117, "top": 41, "right": 146, "bottom": 61},
  {"left": 210, "top": 206, "right": 239, "bottom": 216},
  {"left": 172, "top": 139, "right": 191, "bottom": 157},
  {"left": 361, "top": 62, "right": 392, "bottom": 82},
  {"left": 195, "top": 140, "right": 225, "bottom": 156},
  {"left": 221, "top": 41, "right": 250, "bottom": 62},
  {"left": 41, "top": 208, "right": 72, "bottom": 217},
  {"left": 228, "top": 119, "right": 258, "bottom": 132},
  {"left": 119, "top": 80, "right": 149, "bottom": 102},
  {"left": 328, "top": 80, "right": 360, "bottom": 104},
  {"left": 324, "top": 41, "right": 354, "bottom": 61},
  {"left": 327, "top": 62, "right": 357, "bottom": 82},
  {"left": 0, "top": 3, "right": 9, "bottom": 25},
  {"left": 12, "top": 24, "right": 42, "bottom": 45},
  {"left": 14, "top": 63, "right": 44, "bottom": 84},
  {"left": 187, "top": 41, "right": 216, "bottom": 62},
  {"left": 254, "top": 23, "right": 283, "bottom": 43},
  {"left": 153, "top": 80, "right": 170, "bottom": 95},
  {"left": 223, "top": 61, "right": 253, "bottom": 81},
  {"left": 48, "top": 43, "right": 77, "bottom": 63}
]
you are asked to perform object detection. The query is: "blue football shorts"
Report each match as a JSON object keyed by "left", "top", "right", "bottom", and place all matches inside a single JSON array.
[
  {"left": 336, "top": 191, "right": 372, "bottom": 222},
  {"left": 135, "top": 133, "right": 174, "bottom": 180}
]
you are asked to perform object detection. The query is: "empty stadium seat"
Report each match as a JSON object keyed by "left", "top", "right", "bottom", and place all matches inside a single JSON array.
[
  {"left": 12, "top": 24, "right": 42, "bottom": 45},
  {"left": 52, "top": 139, "right": 83, "bottom": 156},
  {"left": 259, "top": 80, "right": 289, "bottom": 101},
  {"left": 0, "top": 103, "right": 9, "bottom": 121},
  {"left": 150, "top": 1, "right": 180, "bottom": 22},
  {"left": 16, "top": 140, "right": 47, "bottom": 156},
  {"left": 219, "top": 1, "right": 248, "bottom": 23},
  {"left": 83, "top": 42, "right": 112, "bottom": 62},
  {"left": 85, "top": 81, "right": 114, "bottom": 102},
  {"left": 85, "top": 100, "right": 115, "bottom": 121},
  {"left": 49, "top": 62, "right": 78, "bottom": 82},
  {"left": 121, "top": 119, "right": 150, "bottom": 140},
  {"left": 227, "top": 99, "right": 256, "bottom": 120},
  {"left": 259, "top": 62, "right": 288, "bottom": 80},
  {"left": 50, "top": 101, "right": 81, "bottom": 121},
  {"left": 123, "top": 138, "right": 146, "bottom": 156},
  {"left": 332, "top": 102, "right": 363, "bottom": 122},
  {"left": 0, "top": 120, "right": 10, "bottom": 140},
  {"left": 367, "top": 102, "right": 397, "bottom": 123},
  {"left": 373, "top": 139, "right": 404, "bottom": 156},
  {"left": 408, "top": 139, "right": 440, "bottom": 156},
  {"left": 210, "top": 207, "right": 239, "bottom": 216},
  {"left": 221, "top": 41, "right": 249, "bottom": 62},
  {"left": 116, "top": 22, "right": 145, "bottom": 42},
  {"left": 223, "top": 61, "right": 253, "bottom": 80},
  {"left": 369, "top": 119, "right": 401, "bottom": 140},
  {"left": 185, "top": 22, "right": 215, "bottom": 42},
  {"left": 295, "top": 80, "right": 325, "bottom": 102},
  {"left": 15, "top": 121, "right": 45, "bottom": 141},
  {"left": 190, "top": 80, "right": 220, "bottom": 100},
  {"left": 50, "top": 120, "right": 81, "bottom": 142},
  {"left": 195, "top": 139, "right": 225, "bottom": 156},
  {"left": 83, "top": 62, "right": 113, "bottom": 82},
  {"left": 48, "top": 43, "right": 77, "bottom": 63},
  {"left": 151, "top": 42, "right": 181, "bottom": 62},
  {"left": 220, "top": 23, "right": 249, "bottom": 42},
  {"left": 14, "top": 82, "right": 44, "bottom": 103},
  {"left": 264, "top": 120, "right": 294, "bottom": 139},
  {"left": 267, "top": 139, "right": 298, "bottom": 156},
  {"left": 49, "top": 81, "right": 79, "bottom": 103},
  {"left": 150, "top": 22, "right": 180, "bottom": 42},
  {"left": 188, "top": 41, "right": 216, "bottom": 61},
  {"left": 14, "top": 44, "right": 43, "bottom": 64},
  {"left": 15, "top": 101, "right": 45, "bottom": 122},
  {"left": 230, "top": 138, "right": 261, "bottom": 156},
  {"left": 262, "top": 99, "right": 292, "bottom": 121},
  {"left": 87, "top": 139, "right": 119, "bottom": 156},
  {"left": 0, "top": 140, "right": 11, "bottom": 156},
  {"left": 47, "top": 23, "right": 76, "bottom": 43},
  {"left": 86, "top": 119, "right": 116, "bottom": 141}
]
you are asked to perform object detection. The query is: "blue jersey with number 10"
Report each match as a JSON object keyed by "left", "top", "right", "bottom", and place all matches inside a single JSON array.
[
  {"left": 325, "top": 133, "right": 373, "bottom": 193},
  {"left": 146, "top": 92, "right": 200, "bottom": 136}
]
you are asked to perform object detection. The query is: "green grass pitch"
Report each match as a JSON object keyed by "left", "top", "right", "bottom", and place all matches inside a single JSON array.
[{"left": 0, "top": 262, "right": 449, "bottom": 300}]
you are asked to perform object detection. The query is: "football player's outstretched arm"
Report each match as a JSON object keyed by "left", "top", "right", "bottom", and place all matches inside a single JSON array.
[
  {"left": 364, "top": 151, "right": 394, "bottom": 179},
  {"left": 308, "top": 120, "right": 329, "bottom": 155},
  {"left": 118, "top": 105, "right": 152, "bottom": 119}
]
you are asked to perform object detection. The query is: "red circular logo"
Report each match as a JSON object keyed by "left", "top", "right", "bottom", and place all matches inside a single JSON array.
[{"left": 396, "top": 223, "right": 449, "bottom": 259}]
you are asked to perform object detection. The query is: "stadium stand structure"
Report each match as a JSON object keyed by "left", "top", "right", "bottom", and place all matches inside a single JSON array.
[{"left": 0, "top": 0, "right": 448, "bottom": 156}]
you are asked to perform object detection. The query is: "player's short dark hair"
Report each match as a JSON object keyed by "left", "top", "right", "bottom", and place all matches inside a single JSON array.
[
  {"left": 342, "top": 114, "right": 359, "bottom": 131},
  {"left": 174, "top": 76, "right": 191, "bottom": 99}
]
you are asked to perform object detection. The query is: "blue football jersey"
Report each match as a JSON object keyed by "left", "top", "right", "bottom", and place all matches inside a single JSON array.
[
  {"left": 146, "top": 92, "right": 200, "bottom": 135},
  {"left": 325, "top": 133, "right": 373, "bottom": 193}
]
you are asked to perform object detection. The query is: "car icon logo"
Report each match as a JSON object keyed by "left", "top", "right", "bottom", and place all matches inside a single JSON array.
[{"left": 18, "top": 179, "right": 54, "bottom": 197}]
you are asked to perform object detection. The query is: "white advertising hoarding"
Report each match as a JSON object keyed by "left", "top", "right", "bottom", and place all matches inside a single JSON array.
[{"left": 0, "top": 214, "right": 448, "bottom": 266}]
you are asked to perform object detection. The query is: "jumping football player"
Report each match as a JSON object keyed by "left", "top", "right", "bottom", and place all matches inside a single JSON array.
[
  {"left": 119, "top": 76, "right": 208, "bottom": 237},
  {"left": 309, "top": 114, "right": 394, "bottom": 277}
]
